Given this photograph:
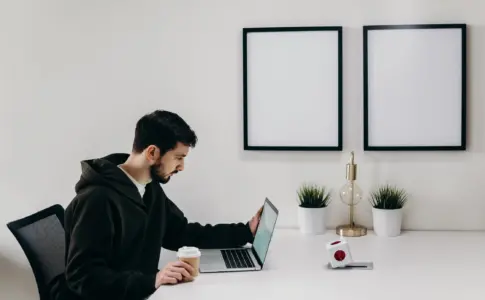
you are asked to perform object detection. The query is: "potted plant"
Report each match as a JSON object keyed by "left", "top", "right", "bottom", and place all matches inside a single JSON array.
[
  {"left": 297, "top": 183, "right": 331, "bottom": 235},
  {"left": 369, "top": 184, "right": 408, "bottom": 237}
]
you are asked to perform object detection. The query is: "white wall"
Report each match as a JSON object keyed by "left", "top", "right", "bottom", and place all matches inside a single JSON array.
[{"left": 1, "top": 0, "right": 484, "bottom": 298}]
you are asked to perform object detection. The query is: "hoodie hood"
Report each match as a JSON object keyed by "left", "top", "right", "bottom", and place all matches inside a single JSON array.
[{"left": 75, "top": 153, "right": 144, "bottom": 205}]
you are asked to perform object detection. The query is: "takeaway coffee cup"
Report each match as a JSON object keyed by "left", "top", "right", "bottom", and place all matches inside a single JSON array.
[{"left": 177, "top": 246, "right": 201, "bottom": 277}]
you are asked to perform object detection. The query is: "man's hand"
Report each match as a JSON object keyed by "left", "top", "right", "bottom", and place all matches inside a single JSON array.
[
  {"left": 249, "top": 206, "right": 263, "bottom": 236},
  {"left": 155, "top": 261, "right": 195, "bottom": 288}
]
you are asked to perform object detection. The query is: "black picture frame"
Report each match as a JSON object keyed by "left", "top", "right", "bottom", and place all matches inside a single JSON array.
[
  {"left": 363, "top": 23, "right": 467, "bottom": 151},
  {"left": 242, "top": 26, "right": 343, "bottom": 151}
]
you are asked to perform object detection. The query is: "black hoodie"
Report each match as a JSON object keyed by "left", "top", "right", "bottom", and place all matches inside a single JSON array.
[{"left": 49, "top": 153, "right": 254, "bottom": 300}]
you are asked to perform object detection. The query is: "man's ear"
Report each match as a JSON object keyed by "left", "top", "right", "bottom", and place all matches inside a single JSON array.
[{"left": 144, "top": 145, "right": 160, "bottom": 163}]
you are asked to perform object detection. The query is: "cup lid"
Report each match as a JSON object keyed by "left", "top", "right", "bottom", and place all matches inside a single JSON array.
[{"left": 177, "top": 246, "right": 201, "bottom": 257}]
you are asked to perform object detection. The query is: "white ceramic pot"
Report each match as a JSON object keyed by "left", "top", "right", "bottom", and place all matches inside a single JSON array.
[
  {"left": 372, "top": 207, "right": 403, "bottom": 237},
  {"left": 298, "top": 206, "right": 327, "bottom": 235}
]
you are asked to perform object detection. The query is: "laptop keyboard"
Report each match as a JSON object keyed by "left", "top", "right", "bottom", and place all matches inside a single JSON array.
[{"left": 221, "top": 249, "right": 255, "bottom": 269}]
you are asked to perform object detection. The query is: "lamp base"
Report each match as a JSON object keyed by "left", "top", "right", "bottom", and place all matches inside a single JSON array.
[{"left": 336, "top": 224, "right": 367, "bottom": 237}]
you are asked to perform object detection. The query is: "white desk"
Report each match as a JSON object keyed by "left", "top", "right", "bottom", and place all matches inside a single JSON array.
[{"left": 154, "top": 228, "right": 484, "bottom": 299}]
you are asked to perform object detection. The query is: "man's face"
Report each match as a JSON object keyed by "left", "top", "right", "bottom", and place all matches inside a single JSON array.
[{"left": 148, "top": 142, "right": 189, "bottom": 184}]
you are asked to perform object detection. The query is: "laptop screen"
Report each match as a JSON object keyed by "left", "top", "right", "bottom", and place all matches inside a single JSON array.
[{"left": 252, "top": 199, "right": 278, "bottom": 264}]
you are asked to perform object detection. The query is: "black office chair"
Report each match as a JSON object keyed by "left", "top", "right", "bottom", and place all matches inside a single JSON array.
[{"left": 7, "top": 204, "right": 66, "bottom": 300}]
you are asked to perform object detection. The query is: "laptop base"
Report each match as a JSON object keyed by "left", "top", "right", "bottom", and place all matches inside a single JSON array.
[{"left": 199, "top": 248, "right": 261, "bottom": 273}]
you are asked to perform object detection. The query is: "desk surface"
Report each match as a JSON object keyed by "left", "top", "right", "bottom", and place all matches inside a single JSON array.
[{"left": 155, "top": 228, "right": 484, "bottom": 299}]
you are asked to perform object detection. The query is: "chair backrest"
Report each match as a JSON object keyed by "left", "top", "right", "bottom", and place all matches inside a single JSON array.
[{"left": 7, "top": 204, "right": 66, "bottom": 300}]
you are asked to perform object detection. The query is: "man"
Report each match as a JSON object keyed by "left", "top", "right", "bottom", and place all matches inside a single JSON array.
[{"left": 49, "top": 110, "right": 262, "bottom": 300}]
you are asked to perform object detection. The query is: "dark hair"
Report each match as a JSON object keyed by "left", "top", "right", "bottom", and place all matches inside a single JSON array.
[{"left": 132, "top": 110, "right": 197, "bottom": 155}]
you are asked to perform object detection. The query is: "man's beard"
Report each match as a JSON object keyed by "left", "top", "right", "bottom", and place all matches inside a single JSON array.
[{"left": 150, "top": 162, "right": 177, "bottom": 184}]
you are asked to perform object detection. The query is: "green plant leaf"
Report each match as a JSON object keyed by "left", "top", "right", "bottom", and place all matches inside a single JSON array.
[
  {"left": 297, "top": 183, "right": 331, "bottom": 208},
  {"left": 368, "top": 184, "right": 408, "bottom": 209}
]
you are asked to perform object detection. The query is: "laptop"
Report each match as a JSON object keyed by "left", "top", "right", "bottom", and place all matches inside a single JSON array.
[{"left": 199, "top": 198, "right": 279, "bottom": 273}]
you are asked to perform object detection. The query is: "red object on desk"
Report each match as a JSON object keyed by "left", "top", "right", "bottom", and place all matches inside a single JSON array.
[{"left": 334, "top": 250, "right": 346, "bottom": 261}]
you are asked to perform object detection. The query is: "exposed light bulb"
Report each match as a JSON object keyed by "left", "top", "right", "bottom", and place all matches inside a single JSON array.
[{"left": 339, "top": 181, "right": 363, "bottom": 206}]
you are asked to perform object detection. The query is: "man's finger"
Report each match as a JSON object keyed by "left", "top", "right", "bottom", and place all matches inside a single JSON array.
[
  {"left": 167, "top": 271, "right": 183, "bottom": 281},
  {"left": 173, "top": 260, "right": 195, "bottom": 273},
  {"left": 172, "top": 266, "right": 192, "bottom": 279},
  {"left": 164, "top": 275, "right": 178, "bottom": 284}
]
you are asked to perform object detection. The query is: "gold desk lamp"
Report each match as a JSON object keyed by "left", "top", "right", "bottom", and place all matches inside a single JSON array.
[{"left": 336, "top": 151, "right": 367, "bottom": 237}]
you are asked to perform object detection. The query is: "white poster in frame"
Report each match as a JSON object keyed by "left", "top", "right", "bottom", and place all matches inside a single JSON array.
[
  {"left": 242, "top": 26, "right": 343, "bottom": 151},
  {"left": 363, "top": 23, "right": 467, "bottom": 151}
]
